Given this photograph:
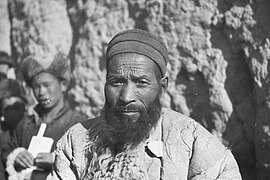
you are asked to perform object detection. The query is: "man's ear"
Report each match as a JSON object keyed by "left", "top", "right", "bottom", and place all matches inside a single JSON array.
[
  {"left": 60, "top": 80, "right": 68, "bottom": 92},
  {"left": 160, "top": 76, "right": 168, "bottom": 96}
]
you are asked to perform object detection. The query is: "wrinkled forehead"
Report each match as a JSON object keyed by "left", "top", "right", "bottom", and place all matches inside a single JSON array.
[{"left": 107, "top": 53, "right": 161, "bottom": 77}]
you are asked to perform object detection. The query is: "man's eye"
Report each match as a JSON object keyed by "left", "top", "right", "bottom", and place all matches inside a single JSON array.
[
  {"left": 136, "top": 80, "right": 149, "bottom": 86},
  {"left": 111, "top": 81, "right": 124, "bottom": 86},
  {"left": 43, "top": 83, "right": 51, "bottom": 87}
]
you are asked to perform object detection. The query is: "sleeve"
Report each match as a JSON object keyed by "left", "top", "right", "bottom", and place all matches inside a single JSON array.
[
  {"left": 1, "top": 120, "right": 24, "bottom": 165},
  {"left": 187, "top": 122, "right": 242, "bottom": 180},
  {"left": 0, "top": 156, "right": 6, "bottom": 180},
  {"left": 54, "top": 129, "right": 78, "bottom": 180}
]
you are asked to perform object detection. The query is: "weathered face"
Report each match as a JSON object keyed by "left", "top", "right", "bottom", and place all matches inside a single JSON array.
[
  {"left": 105, "top": 53, "right": 166, "bottom": 123},
  {"left": 31, "top": 72, "right": 66, "bottom": 110}
]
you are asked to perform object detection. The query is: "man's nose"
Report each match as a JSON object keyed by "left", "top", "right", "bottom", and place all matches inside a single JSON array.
[
  {"left": 119, "top": 84, "right": 136, "bottom": 105},
  {"left": 39, "top": 86, "right": 47, "bottom": 95}
]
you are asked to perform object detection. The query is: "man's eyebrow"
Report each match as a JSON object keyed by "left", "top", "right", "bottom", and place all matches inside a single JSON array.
[
  {"left": 107, "top": 73, "right": 150, "bottom": 79},
  {"left": 107, "top": 72, "right": 122, "bottom": 77},
  {"left": 131, "top": 74, "right": 150, "bottom": 79}
]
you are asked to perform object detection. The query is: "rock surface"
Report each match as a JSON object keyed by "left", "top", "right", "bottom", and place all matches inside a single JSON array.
[
  {"left": 0, "top": 0, "right": 11, "bottom": 54},
  {"left": 1, "top": 0, "right": 270, "bottom": 179}
]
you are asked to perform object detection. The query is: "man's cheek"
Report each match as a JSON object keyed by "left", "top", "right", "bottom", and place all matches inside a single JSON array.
[{"left": 106, "top": 91, "right": 119, "bottom": 106}]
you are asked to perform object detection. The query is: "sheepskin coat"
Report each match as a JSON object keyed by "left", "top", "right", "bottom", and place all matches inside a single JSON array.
[{"left": 54, "top": 108, "right": 242, "bottom": 180}]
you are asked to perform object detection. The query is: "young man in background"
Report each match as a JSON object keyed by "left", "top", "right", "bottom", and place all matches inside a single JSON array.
[{"left": 2, "top": 53, "right": 87, "bottom": 180}]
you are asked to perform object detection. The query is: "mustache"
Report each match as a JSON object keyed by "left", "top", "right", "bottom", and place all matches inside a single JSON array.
[{"left": 114, "top": 104, "right": 145, "bottom": 112}]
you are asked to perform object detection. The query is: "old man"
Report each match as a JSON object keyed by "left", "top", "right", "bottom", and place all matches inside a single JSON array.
[{"left": 54, "top": 29, "right": 242, "bottom": 180}]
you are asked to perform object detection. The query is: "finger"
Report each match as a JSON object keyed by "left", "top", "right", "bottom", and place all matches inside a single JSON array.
[
  {"left": 19, "top": 153, "right": 34, "bottom": 167},
  {"left": 35, "top": 158, "right": 42, "bottom": 164},
  {"left": 35, "top": 157, "right": 48, "bottom": 164},
  {"left": 15, "top": 158, "right": 26, "bottom": 168},
  {"left": 35, "top": 153, "right": 45, "bottom": 161},
  {"left": 23, "top": 153, "right": 34, "bottom": 166},
  {"left": 16, "top": 156, "right": 30, "bottom": 168},
  {"left": 35, "top": 156, "right": 44, "bottom": 164},
  {"left": 37, "top": 152, "right": 46, "bottom": 157},
  {"left": 25, "top": 151, "right": 34, "bottom": 159},
  {"left": 36, "top": 153, "right": 51, "bottom": 162}
]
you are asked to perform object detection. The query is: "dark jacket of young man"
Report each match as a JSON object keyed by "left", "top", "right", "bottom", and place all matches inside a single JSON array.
[{"left": 1, "top": 53, "right": 87, "bottom": 180}]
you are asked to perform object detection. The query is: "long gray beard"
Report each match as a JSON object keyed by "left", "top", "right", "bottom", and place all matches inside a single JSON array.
[
  {"left": 84, "top": 152, "right": 149, "bottom": 180},
  {"left": 81, "top": 97, "right": 162, "bottom": 180},
  {"left": 103, "top": 97, "right": 162, "bottom": 153}
]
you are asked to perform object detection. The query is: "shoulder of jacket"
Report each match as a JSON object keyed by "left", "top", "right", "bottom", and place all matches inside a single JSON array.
[
  {"left": 67, "top": 116, "right": 101, "bottom": 135},
  {"left": 161, "top": 108, "right": 197, "bottom": 129},
  {"left": 67, "top": 109, "right": 88, "bottom": 122},
  {"left": 16, "top": 115, "right": 36, "bottom": 129}
]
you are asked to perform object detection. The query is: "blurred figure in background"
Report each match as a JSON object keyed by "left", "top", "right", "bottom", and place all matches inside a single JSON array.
[
  {"left": 0, "top": 79, "right": 27, "bottom": 151},
  {"left": 1, "top": 53, "right": 87, "bottom": 180},
  {"left": 0, "top": 52, "right": 13, "bottom": 82},
  {"left": 0, "top": 52, "right": 25, "bottom": 180},
  {"left": 0, "top": 79, "right": 27, "bottom": 180}
]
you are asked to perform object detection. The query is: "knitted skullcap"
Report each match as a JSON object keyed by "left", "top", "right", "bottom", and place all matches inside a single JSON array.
[
  {"left": 106, "top": 29, "right": 168, "bottom": 77},
  {"left": 0, "top": 79, "right": 27, "bottom": 102},
  {"left": 21, "top": 53, "right": 71, "bottom": 86}
]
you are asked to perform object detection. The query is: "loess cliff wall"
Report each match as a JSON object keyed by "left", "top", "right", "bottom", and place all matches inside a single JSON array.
[{"left": 1, "top": 0, "right": 270, "bottom": 179}]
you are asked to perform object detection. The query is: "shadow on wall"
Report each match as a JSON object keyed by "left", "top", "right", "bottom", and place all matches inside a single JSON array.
[{"left": 212, "top": 1, "right": 257, "bottom": 179}]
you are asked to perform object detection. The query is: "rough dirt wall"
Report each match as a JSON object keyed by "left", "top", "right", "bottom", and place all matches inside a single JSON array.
[
  {"left": 8, "top": 0, "right": 72, "bottom": 66},
  {"left": 0, "top": 0, "right": 11, "bottom": 54},
  {"left": 1, "top": 0, "right": 270, "bottom": 179}
]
